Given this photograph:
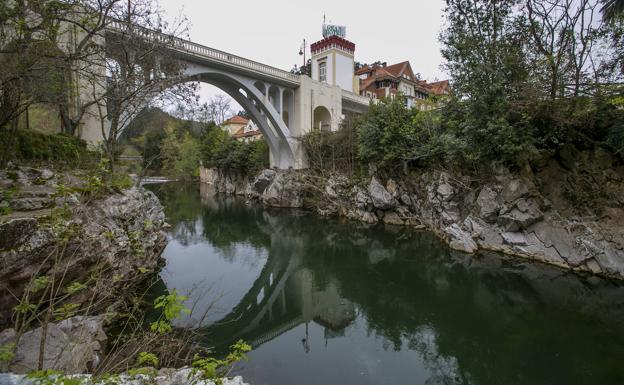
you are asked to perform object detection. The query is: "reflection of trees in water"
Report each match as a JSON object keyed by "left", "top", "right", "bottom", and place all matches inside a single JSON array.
[
  {"left": 149, "top": 183, "right": 272, "bottom": 251},
  {"left": 258, "top": 210, "right": 624, "bottom": 385},
  {"left": 408, "top": 326, "right": 464, "bottom": 385},
  {"left": 199, "top": 196, "right": 271, "bottom": 252},
  {"left": 146, "top": 183, "right": 202, "bottom": 246},
  {"left": 217, "top": 243, "right": 268, "bottom": 270}
]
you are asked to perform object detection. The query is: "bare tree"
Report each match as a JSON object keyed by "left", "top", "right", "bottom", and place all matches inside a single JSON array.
[
  {"left": 525, "top": 0, "right": 607, "bottom": 98},
  {"left": 205, "top": 94, "right": 233, "bottom": 126},
  {"left": 87, "top": 0, "right": 197, "bottom": 174}
]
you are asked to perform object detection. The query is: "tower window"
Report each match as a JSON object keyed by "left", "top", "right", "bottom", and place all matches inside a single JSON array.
[{"left": 319, "top": 61, "right": 327, "bottom": 83}]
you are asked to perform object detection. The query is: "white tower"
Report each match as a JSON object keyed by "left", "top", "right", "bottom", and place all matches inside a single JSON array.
[{"left": 310, "top": 31, "right": 356, "bottom": 93}]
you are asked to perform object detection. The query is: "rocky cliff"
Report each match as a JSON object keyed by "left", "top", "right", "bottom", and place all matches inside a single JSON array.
[
  {"left": 0, "top": 166, "right": 168, "bottom": 343},
  {"left": 200, "top": 149, "right": 624, "bottom": 280}
]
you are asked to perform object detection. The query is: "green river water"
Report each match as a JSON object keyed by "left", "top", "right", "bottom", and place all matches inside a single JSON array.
[{"left": 146, "top": 182, "right": 624, "bottom": 385}]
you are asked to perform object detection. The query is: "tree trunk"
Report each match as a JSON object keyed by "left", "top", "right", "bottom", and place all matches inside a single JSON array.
[{"left": 60, "top": 105, "right": 77, "bottom": 136}]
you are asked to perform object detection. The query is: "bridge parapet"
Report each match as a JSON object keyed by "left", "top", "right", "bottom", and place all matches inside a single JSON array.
[{"left": 108, "top": 20, "right": 301, "bottom": 85}]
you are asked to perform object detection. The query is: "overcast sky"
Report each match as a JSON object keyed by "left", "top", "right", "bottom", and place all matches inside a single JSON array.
[{"left": 159, "top": 0, "right": 448, "bottom": 113}]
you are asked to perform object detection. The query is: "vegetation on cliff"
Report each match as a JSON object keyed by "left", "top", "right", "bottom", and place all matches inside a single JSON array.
[{"left": 305, "top": 0, "right": 624, "bottom": 175}]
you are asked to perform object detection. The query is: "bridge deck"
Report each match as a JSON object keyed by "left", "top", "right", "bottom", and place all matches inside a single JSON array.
[
  {"left": 108, "top": 20, "right": 301, "bottom": 86},
  {"left": 108, "top": 20, "right": 371, "bottom": 107}
]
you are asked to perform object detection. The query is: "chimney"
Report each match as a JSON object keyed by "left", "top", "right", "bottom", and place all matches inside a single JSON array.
[{"left": 382, "top": 62, "right": 387, "bottom": 67}]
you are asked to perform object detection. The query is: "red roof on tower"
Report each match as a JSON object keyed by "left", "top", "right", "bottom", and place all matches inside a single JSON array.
[{"left": 310, "top": 36, "right": 356, "bottom": 55}]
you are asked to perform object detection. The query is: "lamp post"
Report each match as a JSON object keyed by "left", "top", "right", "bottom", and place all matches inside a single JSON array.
[{"left": 298, "top": 39, "right": 307, "bottom": 71}]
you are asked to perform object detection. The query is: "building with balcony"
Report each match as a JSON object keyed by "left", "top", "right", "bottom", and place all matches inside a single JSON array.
[{"left": 356, "top": 61, "right": 449, "bottom": 109}]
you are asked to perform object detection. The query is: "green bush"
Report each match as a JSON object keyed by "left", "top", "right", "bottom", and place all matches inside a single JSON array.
[
  {"left": 200, "top": 127, "right": 269, "bottom": 175},
  {"left": 348, "top": 95, "right": 624, "bottom": 175},
  {"left": 0, "top": 129, "right": 95, "bottom": 166},
  {"left": 160, "top": 123, "right": 202, "bottom": 179},
  {"left": 301, "top": 124, "right": 357, "bottom": 174}
]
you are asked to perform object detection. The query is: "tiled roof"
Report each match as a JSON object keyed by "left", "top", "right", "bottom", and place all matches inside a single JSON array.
[
  {"left": 359, "top": 77, "right": 376, "bottom": 91},
  {"left": 224, "top": 115, "right": 249, "bottom": 125},
  {"left": 355, "top": 66, "right": 371, "bottom": 75},
  {"left": 233, "top": 129, "right": 262, "bottom": 139},
  {"left": 383, "top": 61, "right": 410, "bottom": 78},
  {"left": 427, "top": 80, "right": 450, "bottom": 95}
]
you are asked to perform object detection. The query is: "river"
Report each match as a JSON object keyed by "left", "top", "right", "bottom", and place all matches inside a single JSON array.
[{"left": 146, "top": 182, "right": 624, "bottom": 385}]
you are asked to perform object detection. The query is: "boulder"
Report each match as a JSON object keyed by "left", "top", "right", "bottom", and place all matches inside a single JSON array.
[
  {"left": 354, "top": 187, "right": 372, "bottom": 210},
  {"left": 386, "top": 179, "right": 398, "bottom": 196},
  {"left": 0, "top": 218, "right": 38, "bottom": 251},
  {"left": 502, "top": 179, "right": 530, "bottom": 202},
  {"left": 262, "top": 172, "right": 303, "bottom": 208},
  {"left": 40, "top": 169, "right": 54, "bottom": 180},
  {"left": 252, "top": 169, "right": 276, "bottom": 194},
  {"left": 10, "top": 197, "right": 52, "bottom": 211},
  {"left": 1, "top": 185, "right": 168, "bottom": 326},
  {"left": 444, "top": 224, "right": 478, "bottom": 253},
  {"left": 347, "top": 210, "right": 377, "bottom": 224},
  {"left": 497, "top": 198, "right": 543, "bottom": 232},
  {"left": 3, "top": 315, "right": 106, "bottom": 374},
  {"left": 440, "top": 201, "right": 461, "bottom": 225},
  {"left": 325, "top": 175, "right": 349, "bottom": 200},
  {"left": 368, "top": 177, "right": 396, "bottom": 210},
  {"left": 501, "top": 232, "right": 529, "bottom": 246},
  {"left": 436, "top": 172, "right": 454, "bottom": 202},
  {"left": 400, "top": 193, "right": 413, "bottom": 207},
  {"left": 476, "top": 186, "right": 500, "bottom": 222},
  {"left": 436, "top": 183, "right": 453, "bottom": 201},
  {"left": 382, "top": 212, "right": 405, "bottom": 226}
]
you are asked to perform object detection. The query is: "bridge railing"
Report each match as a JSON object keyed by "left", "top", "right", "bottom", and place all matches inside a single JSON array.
[{"left": 107, "top": 20, "right": 301, "bottom": 84}]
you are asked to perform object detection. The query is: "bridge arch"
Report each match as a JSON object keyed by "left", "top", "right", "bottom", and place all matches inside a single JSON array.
[{"left": 177, "top": 64, "right": 300, "bottom": 169}]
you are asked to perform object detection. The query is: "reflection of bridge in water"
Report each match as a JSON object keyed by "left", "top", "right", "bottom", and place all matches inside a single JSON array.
[{"left": 198, "top": 196, "right": 356, "bottom": 351}]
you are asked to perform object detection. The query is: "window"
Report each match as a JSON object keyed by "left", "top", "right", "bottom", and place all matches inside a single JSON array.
[{"left": 319, "top": 61, "right": 327, "bottom": 83}]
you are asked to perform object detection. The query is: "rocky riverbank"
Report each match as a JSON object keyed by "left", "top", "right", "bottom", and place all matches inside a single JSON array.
[
  {"left": 0, "top": 370, "right": 248, "bottom": 385},
  {"left": 200, "top": 148, "right": 624, "bottom": 280},
  {"left": 0, "top": 167, "right": 167, "bottom": 373}
]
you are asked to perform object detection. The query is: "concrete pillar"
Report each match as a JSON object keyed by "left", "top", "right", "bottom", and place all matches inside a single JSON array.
[
  {"left": 264, "top": 83, "right": 271, "bottom": 104},
  {"left": 278, "top": 87, "right": 284, "bottom": 116}
]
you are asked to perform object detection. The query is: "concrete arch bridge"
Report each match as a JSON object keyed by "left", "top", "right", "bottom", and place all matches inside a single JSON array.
[{"left": 90, "top": 21, "right": 370, "bottom": 169}]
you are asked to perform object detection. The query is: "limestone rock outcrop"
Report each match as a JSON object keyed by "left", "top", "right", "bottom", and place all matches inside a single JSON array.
[
  {"left": 0, "top": 370, "right": 249, "bottom": 385},
  {"left": 199, "top": 151, "right": 624, "bottom": 280},
  {"left": 0, "top": 316, "right": 106, "bottom": 374},
  {"left": 0, "top": 168, "right": 168, "bottom": 327}
]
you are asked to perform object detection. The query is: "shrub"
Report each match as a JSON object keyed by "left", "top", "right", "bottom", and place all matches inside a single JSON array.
[
  {"left": 301, "top": 124, "right": 357, "bottom": 174},
  {"left": 0, "top": 129, "right": 96, "bottom": 166},
  {"left": 200, "top": 127, "right": 269, "bottom": 175},
  {"left": 160, "top": 123, "right": 202, "bottom": 179}
]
